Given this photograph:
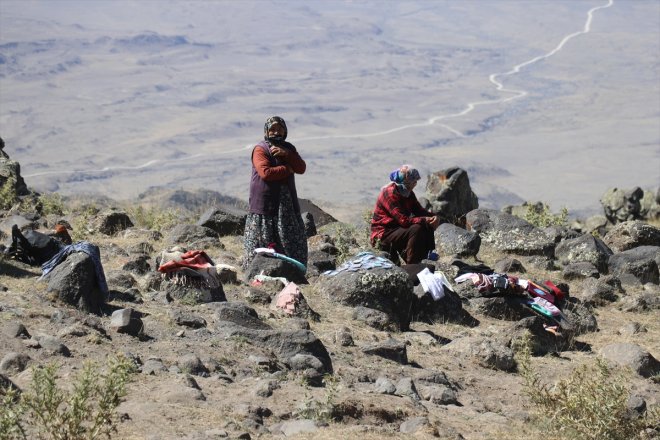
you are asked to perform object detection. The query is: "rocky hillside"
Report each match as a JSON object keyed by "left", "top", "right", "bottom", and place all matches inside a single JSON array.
[{"left": 1, "top": 145, "right": 659, "bottom": 440}]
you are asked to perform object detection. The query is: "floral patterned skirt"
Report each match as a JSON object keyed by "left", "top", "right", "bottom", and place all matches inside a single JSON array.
[{"left": 243, "top": 186, "right": 308, "bottom": 269}]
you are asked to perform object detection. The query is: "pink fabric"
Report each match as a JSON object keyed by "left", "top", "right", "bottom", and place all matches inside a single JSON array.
[
  {"left": 158, "top": 250, "right": 213, "bottom": 273},
  {"left": 275, "top": 283, "right": 300, "bottom": 315}
]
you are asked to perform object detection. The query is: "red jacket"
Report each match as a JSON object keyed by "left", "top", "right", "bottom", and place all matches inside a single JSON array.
[{"left": 370, "top": 183, "right": 433, "bottom": 244}]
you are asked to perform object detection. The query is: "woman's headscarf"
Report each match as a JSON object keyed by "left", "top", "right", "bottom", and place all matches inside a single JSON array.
[
  {"left": 264, "top": 116, "right": 288, "bottom": 144},
  {"left": 389, "top": 164, "right": 421, "bottom": 197}
]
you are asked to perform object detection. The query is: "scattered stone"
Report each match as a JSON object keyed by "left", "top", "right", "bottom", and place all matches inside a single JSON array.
[
  {"left": 253, "top": 379, "right": 279, "bottom": 398},
  {"left": 142, "top": 358, "right": 168, "bottom": 375},
  {"left": 443, "top": 336, "right": 515, "bottom": 371},
  {"left": 278, "top": 419, "right": 318, "bottom": 437},
  {"left": 110, "top": 308, "right": 144, "bottom": 336},
  {"left": 32, "top": 334, "right": 71, "bottom": 357},
  {"left": 436, "top": 223, "right": 481, "bottom": 257},
  {"left": 95, "top": 209, "right": 134, "bottom": 235},
  {"left": 170, "top": 310, "right": 207, "bottom": 328},
  {"left": 618, "top": 322, "right": 648, "bottom": 336},
  {"left": 3, "top": 322, "right": 30, "bottom": 339},
  {"left": 121, "top": 255, "right": 151, "bottom": 274},
  {"left": 361, "top": 338, "right": 408, "bottom": 364},
  {"left": 493, "top": 257, "right": 526, "bottom": 274},
  {"left": 562, "top": 301, "right": 599, "bottom": 335},
  {"left": 164, "top": 224, "right": 220, "bottom": 249},
  {"left": 0, "top": 352, "right": 31, "bottom": 374},
  {"left": 177, "top": 353, "right": 210, "bottom": 377},
  {"left": 196, "top": 206, "right": 246, "bottom": 237},
  {"left": 181, "top": 374, "right": 202, "bottom": 390},
  {"left": 466, "top": 209, "right": 555, "bottom": 257},
  {"left": 555, "top": 234, "right": 613, "bottom": 273},
  {"left": 608, "top": 246, "right": 660, "bottom": 285},
  {"left": 574, "top": 277, "right": 618, "bottom": 307},
  {"left": 374, "top": 377, "right": 396, "bottom": 394},
  {"left": 400, "top": 416, "right": 429, "bottom": 434},
  {"left": 599, "top": 343, "right": 660, "bottom": 377},
  {"left": 562, "top": 261, "right": 600, "bottom": 280},
  {"left": 301, "top": 212, "right": 317, "bottom": 238},
  {"left": 423, "top": 385, "right": 459, "bottom": 405},
  {"left": 603, "top": 221, "right": 660, "bottom": 252},
  {"left": 244, "top": 254, "right": 307, "bottom": 285},
  {"left": 242, "top": 287, "right": 272, "bottom": 305},
  {"left": 334, "top": 327, "right": 354, "bottom": 347},
  {"left": 352, "top": 306, "right": 395, "bottom": 331},
  {"left": 394, "top": 377, "right": 421, "bottom": 401}
]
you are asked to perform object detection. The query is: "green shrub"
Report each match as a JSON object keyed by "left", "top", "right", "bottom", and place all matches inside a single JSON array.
[
  {"left": 126, "top": 205, "right": 180, "bottom": 232},
  {"left": 297, "top": 374, "right": 340, "bottom": 423},
  {"left": 38, "top": 193, "right": 66, "bottom": 216},
  {"left": 516, "top": 334, "right": 659, "bottom": 440},
  {"left": 523, "top": 203, "right": 568, "bottom": 228},
  {"left": 0, "top": 354, "right": 135, "bottom": 440},
  {"left": 0, "top": 177, "right": 18, "bottom": 211},
  {"left": 70, "top": 206, "right": 97, "bottom": 242}
]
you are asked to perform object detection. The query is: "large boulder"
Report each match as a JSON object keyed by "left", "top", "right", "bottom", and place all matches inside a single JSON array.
[
  {"left": 555, "top": 234, "right": 613, "bottom": 273},
  {"left": 603, "top": 221, "right": 660, "bottom": 252},
  {"left": 424, "top": 167, "right": 478, "bottom": 223},
  {"left": 298, "top": 199, "right": 338, "bottom": 228},
  {"left": 600, "top": 187, "right": 659, "bottom": 223},
  {"left": 45, "top": 252, "right": 107, "bottom": 313},
  {"left": 163, "top": 224, "right": 220, "bottom": 248},
  {"left": 465, "top": 209, "right": 555, "bottom": 257},
  {"left": 213, "top": 303, "right": 333, "bottom": 380},
  {"left": 608, "top": 246, "right": 660, "bottom": 285},
  {"left": 411, "top": 285, "right": 464, "bottom": 324},
  {"left": 316, "top": 254, "right": 414, "bottom": 331},
  {"left": 435, "top": 223, "right": 481, "bottom": 257},
  {"left": 94, "top": 209, "right": 134, "bottom": 235},
  {"left": 196, "top": 206, "right": 247, "bottom": 237}
]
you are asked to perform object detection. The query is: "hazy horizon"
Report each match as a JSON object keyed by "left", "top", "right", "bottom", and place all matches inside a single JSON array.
[{"left": 1, "top": 0, "right": 659, "bottom": 221}]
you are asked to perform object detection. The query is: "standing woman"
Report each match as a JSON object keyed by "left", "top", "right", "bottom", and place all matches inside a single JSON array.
[{"left": 243, "top": 116, "right": 308, "bottom": 269}]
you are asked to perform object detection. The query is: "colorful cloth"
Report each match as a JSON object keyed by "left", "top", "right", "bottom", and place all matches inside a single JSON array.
[
  {"left": 275, "top": 282, "right": 301, "bottom": 315},
  {"left": 157, "top": 250, "right": 215, "bottom": 273}
]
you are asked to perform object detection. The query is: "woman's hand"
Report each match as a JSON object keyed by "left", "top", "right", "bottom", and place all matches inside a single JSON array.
[
  {"left": 270, "top": 146, "right": 289, "bottom": 159},
  {"left": 427, "top": 216, "right": 440, "bottom": 230}
]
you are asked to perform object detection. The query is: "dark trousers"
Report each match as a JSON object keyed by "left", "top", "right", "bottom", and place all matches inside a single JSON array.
[{"left": 379, "top": 223, "right": 435, "bottom": 264}]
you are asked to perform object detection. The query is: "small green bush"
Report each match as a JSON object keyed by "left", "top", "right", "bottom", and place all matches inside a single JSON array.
[
  {"left": 297, "top": 374, "right": 340, "bottom": 423},
  {"left": 0, "top": 177, "right": 18, "bottom": 211},
  {"left": 126, "top": 205, "right": 180, "bottom": 232},
  {"left": 516, "top": 334, "right": 659, "bottom": 440},
  {"left": 523, "top": 203, "right": 568, "bottom": 228},
  {"left": 0, "top": 354, "right": 135, "bottom": 440},
  {"left": 38, "top": 193, "right": 66, "bottom": 216},
  {"left": 70, "top": 205, "right": 99, "bottom": 242}
]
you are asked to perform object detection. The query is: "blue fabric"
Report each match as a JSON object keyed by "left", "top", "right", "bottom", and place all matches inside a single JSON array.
[{"left": 41, "top": 242, "right": 109, "bottom": 295}]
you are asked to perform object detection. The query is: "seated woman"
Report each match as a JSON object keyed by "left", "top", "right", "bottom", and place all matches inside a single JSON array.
[
  {"left": 243, "top": 116, "right": 308, "bottom": 269},
  {"left": 370, "top": 165, "right": 440, "bottom": 264}
]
